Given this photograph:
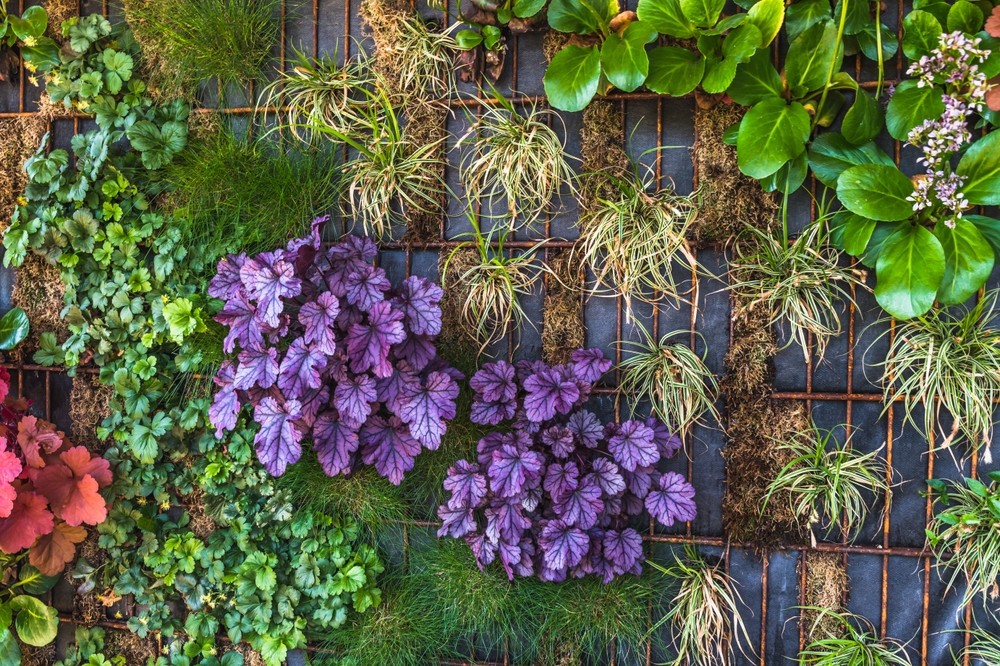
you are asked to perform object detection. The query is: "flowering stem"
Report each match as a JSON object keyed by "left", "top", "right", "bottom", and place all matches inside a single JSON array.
[{"left": 813, "top": 0, "right": 850, "bottom": 132}]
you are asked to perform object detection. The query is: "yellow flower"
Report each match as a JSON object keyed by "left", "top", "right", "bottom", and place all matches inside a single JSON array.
[
  {"left": 22, "top": 36, "right": 36, "bottom": 47},
  {"left": 15, "top": 196, "right": 26, "bottom": 207}
]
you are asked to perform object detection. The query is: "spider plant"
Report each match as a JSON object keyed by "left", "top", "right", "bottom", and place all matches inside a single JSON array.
[
  {"left": 761, "top": 425, "right": 892, "bottom": 547},
  {"left": 871, "top": 290, "right": 1000, "bottom": 464},
  {"left": 459, "top": 89, "right": 575, "bottom": 227},
  {"left": 959, "top": 628, "right": 1000, "bottom": 665},
  {"left": 646, "top": 547, "right": 750, "bottom": 666},
  {"left": 443, "top": 211, "right": 547, "bottom": 352},
  {"left": 925, "top": 473, "right": 1000, "bottom": 607},
  {"left": 729, "top": 222, "right": 867, "bottom": 365},
  {"left": 617, "top": 327, "right": 720, "bottom": 439},
  {"left": 576, "top": 159, "right": 698, "bottom": 322},
  {"left": 798, "top": 609, "right": 911, "bottom": 666}
]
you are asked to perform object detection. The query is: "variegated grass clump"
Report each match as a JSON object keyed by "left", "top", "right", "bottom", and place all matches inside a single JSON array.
[
  {"left": 872, "top": 290, "right": 1000, "bottom": 464},
  {"left": 798, "top": 609, "right": 910, "bottom": 665},
  {"left": 618, "top": 327, "right": 720, "bottom": 439},
  {"left": 577, "top": 168, "right": 697, "bottom": 321},
  {"left": 729, "top": 226, "right": 867, "bottom": 364},
  {"left": 761, "top": 425, "right": 891, "bottom": 547},
  {"left": 647, "top": 548, "right": 750, "bottom": 666},
  {"left": 960, "top": 628, "right": 1000, "bottom": 664},
  {"left": 459, "top": 93, "right": 575, "bottom": 227}
]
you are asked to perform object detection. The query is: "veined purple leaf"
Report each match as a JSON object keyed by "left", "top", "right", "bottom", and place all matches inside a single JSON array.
[
  {"left": 566, "top": 410, "right": 603, "bottom": 449},
  {"left": 623, "top": 466, "right": 655, "bottom": 497},
  {"left": 325, "top": 238, "right": 374, "bottom": 297},
  {"left": 254, "top": 397, "right": 303, "bottom": 476},
  {"left": 538, "top": 565, "right": 568, "bottom": 583},
  {"left": 425, "top": 358, "right": 466, "bottom": 384},
  {"left": 233, "top": 345, "right": 279, "bottom": 390},
  {"left": 336, "top": 303, "right": 365, "bottom": 330},
  {"left": 346, "top": 301, "right": 406, "bottom": 378},
  {"left": 437, "top": 503, "right": 477, "bottom": 539},
  {"left": 477, "top": 432, "right": 507, "bottom": 467},
  {"left": 376, "top": 362, "right": 419, "bottom": 414},
  {"left": 586, "top": 457, "right": 626, "bottom": 496},
  {"left": 344, "top": 264, "right": 391, "bottom": 311},
  {"left": 646, "top": 417, "right": 683, "bottom": 457},
  {"left": 497, "top": 539, "right": 522, "bottom": 581},
  {"left": 485, "top": 501, "right": 531, "bottom": 544},
  {"left": 538, "top": 520, "right": 589, "bottom": 570},
  {"left": 393, "top": 276, "right": 443, "bottom": 335},
  {"left": 465, "top": 533, "right": 498, "bottom": 571},
  {"left": 523, "top": 368, "right": 579, "bottom": 422},
  {"left": 488, "top": 444, "right": 544, "bottom": 498},
  {"left": 216, "top": 293, "right": 262, "bottom": 354},
  {"left": 553, "top": 478, "right": 602, "bottom": 529},
  {"left": 392, "top": 334, "right": 436, "bottom": 373},
  {"left": 607, "top": 420, "right": 659, "bottom": 471},
  {"left": 443, "top": 460, "right": 487, "bottom": 510},
  {"left": 544, "top": 461, "right": 579, "bottom": 498},
  {"left": 397, "top": 371, "right": 459, "bottom": 450},
  {"left": 603, "top": 528, "right": 643, "bottom": 575},
  {"left": 209, "top": 253, "right": 248, "bottom": 300},
  {"left": 297, "top": 385, "right": 329, "bottom": 428},
  {"left": 471, "top": 361, "right": 517, "bottom": 403},
  {"left": 541, "top": 425, "right": 575, "bottom": 458},
  {"left": 571, "top": 348, "right": 612, "bottom": 383},
  {"left": 360, "top": 415, "right": 422, "bottom": 484},
  {"left": 286, "top": 214, "right": 327, "bottom": 271},
  {"left": 515, "top": 359, "right": 548, "bottom": 383},
  {"left": 240, "top": 249, "right": 301, "bottom": 327},
  {"left": 470, "top": 397, "right": 516, "bottom": 426},
  {"left": 298, "top": 291, "right": 340, "bottom": 355},
  {"left": 522, "top": 485, "right": 542, "bottom": 513},
  {"left": 278, "top": 338, "right": 327, "bottom": 397},
  {"left": 313, "top": 411, "right": 359, "bottom": 476},
  {"left": 209, "top": 362, "right": 240, "bottom": 439},
  {"left": 645, "top": 471, "right": 696, "bottom": 527},
  {"left": 513, "top": 538, "right": 535, "bottom": 577},
  {"left": 622, "top": 492, "right": 645, "bottom": 516},
  {"left": 333, "top": 374, "right": 377, "bottom": 429}
]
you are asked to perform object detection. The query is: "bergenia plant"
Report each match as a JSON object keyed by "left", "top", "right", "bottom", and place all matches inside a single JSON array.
[
  {"left": 0, "top": 367, "right": 112, "bottom": 575},
  {"left": 209, "top": 216, "right": 462, "bottom": 483},
  {"left": 437, "top": 349, "right": 696, "bottom": 583}
]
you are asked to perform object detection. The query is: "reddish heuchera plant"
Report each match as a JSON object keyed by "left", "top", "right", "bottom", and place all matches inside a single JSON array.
[
  {"left": 438, "top": 349, "right": 697, "bottom": 583},
  {"left": 209, "top": 216, "right": 462, "bottom": 483},
  {"left": 0, "top": 368, "right": 112, "bottom": 575}
]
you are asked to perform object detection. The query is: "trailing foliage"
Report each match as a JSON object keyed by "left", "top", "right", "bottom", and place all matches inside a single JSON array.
[
  {"left": 797, "top": 609, "right": 910, "bottom": 665},
  {"left": 437, "top": 348, "right": 697, "bottom": 582},
  {"left": 54, "top": 627, "right": 127, "bottom": 666},
  {"left": 0, "top": 1, "right": 59, "bottom": 83}
]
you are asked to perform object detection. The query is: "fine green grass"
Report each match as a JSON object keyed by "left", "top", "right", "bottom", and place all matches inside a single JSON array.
[
  {"left": 959, "top": 628, "right": 1000, "bottom": 665},
  {"left": 797, "top": 609, "right": 910, "bottom": 665}
]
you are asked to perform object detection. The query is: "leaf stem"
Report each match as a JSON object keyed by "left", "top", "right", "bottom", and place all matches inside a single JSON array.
[{"left": 812, "top": 0, "right": 850, "bottom": 131}]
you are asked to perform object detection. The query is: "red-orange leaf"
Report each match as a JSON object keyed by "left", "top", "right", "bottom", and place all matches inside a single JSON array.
[
  {"left": 17, "top": 416, "right": 65, "bottom": 468},
  {"left": 0, "top": 437, "right": 22, "bottom": 519},
  {"left": 0, "top": 486, "right": 53, "bottom": 553},
  {"left": 29, "top": 520, "right": 87, "bottom": 575},
  {"left": 987, "top": 5, "right": 1000, "bottom": 37},
  {"left": 988, "top": 75, "right": 1000, "bottom": 111},
  {"left": 35, "top": 447, "right": 111, "bottom": 526}
]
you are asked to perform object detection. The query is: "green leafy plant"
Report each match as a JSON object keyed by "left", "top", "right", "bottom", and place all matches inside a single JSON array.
[
  {"left": 54, "top": 627, "right": 126, "bottom": 666},
  {"left": 925, "top": 473, "right": 1000, "bottom": 607},
  {"left": 871, "top": 290, "right": 1000, "bottom": 463},
  {"left": 798, "top": 609, "right": 910, "bottom": 665},
  {"left": 958, "top": 627, "right": 1000, "bottom": 665},
  {"left": 0, "top": 558, "right": 60, "bottom": 664},
  {"left": 0, "top": 307, "right": 28, "bottom": 350},
  {"left": 453, "top": 0, "right": 547, "bottom": 82},
  {"left": 0, "top": 1, "right": 58, "bottom": 82},
  {"left": 617, "top": 326, "right": 720, "bottom": 439},
  {"left": 761, "top": 424, "right": 891, "bottom": 547}
]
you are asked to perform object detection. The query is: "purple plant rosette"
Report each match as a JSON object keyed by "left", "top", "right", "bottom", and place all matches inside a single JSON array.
[
  {"left": 437, "top": 349, "right": 697, "bottom": 583},
  {"left": 208, "top": 216, "right": 462, "bottom": 483}
]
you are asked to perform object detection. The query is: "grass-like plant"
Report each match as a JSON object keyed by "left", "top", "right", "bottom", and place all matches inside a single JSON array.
[
  {"left": 729, "top": 225, "right": 867, "bottom": 364},
  {"left": 959, "top": 628, "right": 1000, "bottom": 664},
  {"left": 576, "top": 165, "right": 698, "bottom": 320},
  {"left": 647, "top": 547, "right": 750, "bottom": 666},
  {"left": 872, "top": 290, "right": 1000, "bottom": 464},
  {"left": 618, "top": 327, "right": 720, "bottom": 439},
  {"left": 459, "top": 91, "right": 575, "bottom": 226},
  {"left": 925, "top": 473, "right": 1000, "bottom": 607},
  {"left": 798, "top": 609, "right": 910, "bottom": 665},
  {"left": 761, "top": 425, "right": 891, "bottom": 547}
]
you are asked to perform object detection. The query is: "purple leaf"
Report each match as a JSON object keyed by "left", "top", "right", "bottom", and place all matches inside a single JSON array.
[
  {"left": 571, "top": 348, "right": 612, "bottom": 383},
  {"left": 344, "top": 264, "right": 391, "bottom": 311},
  {"left": 470, "top": 397, "right": 517, "bottom": 426},
  {"left": 607, "top": 420, "right": 659, "bottom": 471},
  {"left": 397, "top": 371, "right": 459, "bottom": 450},
  {"left": 393, "top": 276, "right": 443, "bottom": 335},
  {"left": 567, "top": 410, "right": 603, "bottom": 449},
  {"left": 233, "top": 346, "right": 279, "bottom": 390},
  {"left": 313, "top": 412, "right": 359, "bottom": 476},
  {"left": 209, "top": 362, "right": 240, "bottom": 438},
  {"left": 333, "top": 374, "right": 377, "bottom": 429},
  {"left": 443, "top": 460, "right": 488, "bottom": 510},
  {"left": 515, "top": 359, "right": 548, "bottom": 383},
  {"left": 216, "top": 293, "right": 262, "bottom": 354},
  {"left": 544, "top": 461, "right": 580, "bottom": 498},
  {"left": 360, "top": 415, "right": 422, "bottom": 484},
  {"left": 471, "top": 361, "right": 518, "bottom": 403},
  {"left": 392, "top": 334, "right": 436, "bottom": 372},
  {"left": 209, "top": 253, "right": 248, "bottom": 300},
  {"left": 346, "top": 301, "right": 406, "bottom": 378},
  {"left": 376, "top": 362, "right": 419, "bottom": 414},
  {"left": 437, "top": 503, "right": 477, "bottom": 539},
  {"left": 522, "top": 368, "right": 580, "bottom": 422},
  {"left": 325, "top": 236, "right": 375, "bottom": 297},
  {"left": 541, "top": 425, "right": 575, "bottom": 458},
  {"left": 296, "top": 385, "right": 329, "bottom": 428},
  {"left": 645, "top": 471, "right": 697, "bottom": 527},
  {"left": 278, "top": 338, "right": 327, "bottom": 397},
  {"left": 488, "top": 444, "right": 544, "bottom": 498},
  {"left": 240, "top": 249, "right": 301, "bottom": 327},
  {"left": 538, "top": 520, "right": 589, "bottom": 570},
  {"left": 253, "top": 397, "right": 303, "bottom": 476},
  {"left": 497, "top": 539, "right": 523, "bottom": 580},
  {"left": 602, "top": 528, "right": 643, "bottom": 575},
  {"left": 646, "top": 417, "right": 683, "bottom": 457},
  {"left": 477, "top": 432, "right": 508, "bottom": 467},
  {"left": 465, "top": 533, "right": 498, "bottom": 571},
  {"left": 623, "top": 466, "right": 655, "bottom": 497},
  {"left": 553, "top": 478, "right": 602, "bottom": 529},
  {"left": 485, "top": 501, "right": 531, "bottom": 544},
  {"left": 298, "top": 291, "right": 340, "bottom": 355},
  {"left": 586, "top": 457, "right": 626, "bottom": 496}
]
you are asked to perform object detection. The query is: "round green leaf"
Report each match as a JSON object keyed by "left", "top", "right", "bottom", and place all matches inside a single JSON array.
[
  {"left": 842, "top": 88, "right": 884, "bottom": 145},
  {"left": 646, "top": 47, "right": 705, "bottom": 95},
  {"left": 0, "top": 308, "right": 29, "bottom": 351},
  {"left": 10, "top": 596, "right": 58, "bottom": 647},
  {"left": 637, "top": 0, "right": 697, "bottom": 37},
  {"left": 902, "top": 10, "right": 943, "bottom": 59},
  {"left": 966, "top": 215, "right": 1000, "bottom": 262},
  {"left": 808, "top": 132, "right": 894, "bottom": 187},
  {"left": 885, "top": 80, "right": 946, "bottom": 141},
  {"left": 833, "top": 0, "right": 871, "bottom": 35},
  {"left": 947, "top": 0, "right": 984, "bottom": 32},
  {"left": 956, "top": 130, "right": 1000, "bottom": 205},
  {"left": 785, "top": 0, "right": 833, "bottom": 43},
  {"left": 785, "top": 18, "right": 841, "bottom": 95},
  {"left": 455, "top": 30, "right": 483, "bottom": 49},
  {"left": 722, "top": 23, "right": 761, "bottom": 62},
  {"left": 934, "top": 218, "right": 994, "bottom": 305},
  {"left": 760, "top": 150, "right": 809, "bottom": 193},
  {"left": 0, "top": 629, "right": 20, "bottom": 666},
  {"left": 543, "top": 45, "right": 601, "bottom": 112},
  {"left": 842, "top": 214, "right": 877, "bottom": 256},
  {"left": 737, "top": 97, "right": 811, "bottom": 178},
  {"left": 17, "top": 566, "right": 59, "bottom": 595},
  {"left": 916, "top": 1, "right": 952, "bottom": 26},
  {"left": 702, "top": 56, "right": 739, "bottom": 92},
  {"left": 746, "top": 0, "right": 785, "bottom": 46},
  {"left": 837, "top": 164, "right": 915, "bottom": 221},
  {"left": 513, "top": 0, "right": 547, "bottom": 18},
  {"left": 600, "top": 22, "right": 654, "bottom": 93},
  {"left": 874, "top": 224, "right": 945, "bottom": 320},
  {"left": 857, "top": 22, "right": 898, "bottom": 61},
  {"left": 547, "top": 0, "right": 601, "bottom": 33},
  {"left": 727, "top": 49, "right": 782, "bottom": 105},
  {"left": 680, "top": 0, "right": 726, "bottom": 27}
]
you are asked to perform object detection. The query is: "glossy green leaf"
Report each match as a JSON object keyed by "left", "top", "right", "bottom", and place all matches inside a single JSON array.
[
  {"left": 785, "top": 0, "right": 832, "bottom": 42},
  {"left": 807, "top": 132, "right": 894, "bottom": 188},
  {"left": 746, "top": 0, "right": 784, "bottom": 46},
  {"left": 646, "top": 47, "right": 705, "bottom": 95},
  {"left": 722, "top": 122, "right": 741, "bottom": 145},
  {"left": 455, "top": 30, "right": 483, "bottom": 49},
  {"left": 543, "top": 44, "right": 601, "bottom": 112},
  {"left": 902, "top": 10, "right": 942, "bottom": 59},
  {"left": 859, "top": 221, "right": 901, "bottom": 268},
  {"left": 842, "top": 88, "right": 884, "bottom": 145},
  {"left": 785, "top": 18, "right": 840, "bottom": 95},
  {"left": 857, "top": 21, "right": 898, "bottom": 61},
  {"left": 722, "top": 22, "right": 761, "bottom": 61},
  {"left": 837, "top": 164, "right": 914, "bottom": 221},
  {"left": 10, "top": 596, "right": 57, "bottom": 647},
  {"left": 833, "top": 0, "right": 872, "bottom": 35},
  {"left": 0, "top": 308, "right": 29, "bottom": 351},
  {"left": 842, "top": 214, "right": 878, "bottom": 256},
  {"left": 702, "top": 57, "right": 738, "bottom": 92},
  {"left": 727, "top": 49, "right": 782, "bottom": 105},
  {"left": 637, "top": 0, "right": 697, "bottom": 37},
  {"left": 947, "top": 0, "right": 984, "bottom": 32},
  {"left": 17, "top": 566, "right": 59, "bottom": 595},
  {"left": 955, "top": 130, "right": 1000, "bottom": 205},
  {"left": 0, "top": 629, "right": 20, "bottom": 666},
  {"left": 547, "top": 0, "right": 602, "bottom": 33},
  {"left": 815, "top": 89, "right": 846, "bottom": 127},
  {"left": 965, "top": 215, "right": 1000, "bottom": 262},
  {"left": 885, "top": 80, "right": 946, "bottom": 140},
  {"left": 760, "top": 150, "right": 809, "bottom": 193},
  {"left": 978, "top": 33, "right": 1000, "bottom": 78},
  {"left": 513, "top": 0, "right": 547, "bottom": 17},
  {"left": 680, "top": 0, "right": 726, "bottom": 27},
  {"left": 699, "top": 13, "right": 747, "bottom": 35},
  {"left": 934, "top": 218, "right": 994, "bottom": 305},
  {"left": 874, "top": 224, "right": 945, "bottom": 320},
  {"left": 600, "top": 21, "right": 654, "bottom": 92},
  {"left": 737, "top": 97, "right": 811, "bottom": 178},
  {"left": 915, "top": 1, "right": 952, "bottom": 26}
]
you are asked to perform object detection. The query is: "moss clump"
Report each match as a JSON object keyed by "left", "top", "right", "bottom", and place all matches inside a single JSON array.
[
  {"left": 43, "top": 0, "right": 77, "bottom": 43},
  {"left": 542, "top": 249, "right": 584, "bottom": 365},
  {"left": 691, "top": 104, "right": 778, "bottom": 243},
  {"left": 579, "top": 100, "right": 630, "bottom": 213},
  {"left": 800, "top": 552, "right": 849, "bottom": 641},
  {"left": 103, "top": 628, "right": 158, "bottom": 665},
  {"left": 401, "top": 103, "right": 448, "bottom": 245},
  {"left": 0, "top": 116, "right": 47, "bottom": 233},
  {"left": 69, "top": 373, "right": 114, "bottom": 453},
  {"left": 437, "top": 246, "right": 480, "bottom": 354},
  {"left": 542, "top": 30, "right": 570, "bottom": 63}
]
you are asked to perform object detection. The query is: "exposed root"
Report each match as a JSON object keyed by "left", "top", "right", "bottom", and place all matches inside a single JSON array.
[
  {"left": 437, "top": 247, "right": 480, "bottom": 355},
  {"left": 17, "top": 638, "right": 55, "bottom": 666}
]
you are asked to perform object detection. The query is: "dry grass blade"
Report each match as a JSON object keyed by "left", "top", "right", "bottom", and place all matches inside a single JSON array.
[
  {"left": 798, "top": 609, "right": 911, "bottom": 665},
  {"left": 576, "top": 169, "right": 698, "bottom": 321},
  {"left": 761, "top": 425, "right": 892, "bottom": 547},
  {"left": 872, "top": 289, "right": 1000, "bottom": 464},
  {"left": 730, "top": 226, "right": 867, "bottom": 364},
  {"left": 617, "top": 327, "right": 720, "bottom": 439}
]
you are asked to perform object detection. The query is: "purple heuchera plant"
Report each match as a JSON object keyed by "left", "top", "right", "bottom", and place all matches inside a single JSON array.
[
  {"left": 208, "top": 216, "right": 462, "bottom": 483},
  {"left": 437, "top": 349, "right": 696, "bottom": 583}
]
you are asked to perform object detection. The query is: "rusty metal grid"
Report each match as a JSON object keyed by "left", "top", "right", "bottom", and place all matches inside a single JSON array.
[{"left": 2, "top": 0, "right": 1000, "bottom": 663}]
